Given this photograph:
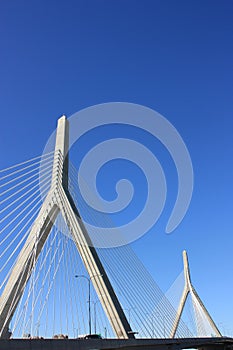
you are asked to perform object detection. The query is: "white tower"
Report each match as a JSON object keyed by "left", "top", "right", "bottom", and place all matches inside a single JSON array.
[
  {"left": 170, "top": 250, "right": 221, "bottom": 338},
  {"left": 0, "top": 116, "right": 134, "bottom": 339}
]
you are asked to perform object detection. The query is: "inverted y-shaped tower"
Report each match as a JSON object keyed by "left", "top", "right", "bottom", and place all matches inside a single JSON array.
[
  {"left": 170, "top": 250, "right": 221, "bottom": 338},
  {"left": 0, "top": 116, "right": 134, "bottom": 339}
]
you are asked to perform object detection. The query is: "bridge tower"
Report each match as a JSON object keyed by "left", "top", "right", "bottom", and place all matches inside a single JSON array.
[
  {"left": 170, "top": 250, "right": 221, "bottom": 338},
  {"left": 0, "top": 116, "right": 134, "bottom": 339}
]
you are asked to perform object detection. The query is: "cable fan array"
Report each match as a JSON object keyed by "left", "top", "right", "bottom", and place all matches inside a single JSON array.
[
  {"left": 68, "top": 162, "right": 194, "bottom": 338},
  {"left": 0, "top": 152, "right": 55, "bottom": 296},
  {"left": 0, "top": 153, "right": 218, "bottom": 339},
  {"left": 10, "top": 213, "right": 113, "bottom": 338}
]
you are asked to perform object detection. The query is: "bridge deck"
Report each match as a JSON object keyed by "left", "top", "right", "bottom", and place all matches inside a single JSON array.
[{"left": 0, "top": 337, "right": 233, "bottom": 350}]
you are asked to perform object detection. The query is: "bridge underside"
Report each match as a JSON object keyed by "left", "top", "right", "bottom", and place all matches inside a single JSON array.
[{"left": 0, "top": 337, "right": 232, "bottom": 350}]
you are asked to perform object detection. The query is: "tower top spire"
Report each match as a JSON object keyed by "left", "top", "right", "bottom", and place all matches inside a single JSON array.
[{"left": 183, "top": 250, "right": 192, "bottom": 290}]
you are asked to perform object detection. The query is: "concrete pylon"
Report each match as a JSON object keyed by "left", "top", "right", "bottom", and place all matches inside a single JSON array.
[
  {"left": 0, "top": 116, "right": 134, "bottom": 339},
  {"left": 170, "top": 250, "right": 221, "bottom": 338}
]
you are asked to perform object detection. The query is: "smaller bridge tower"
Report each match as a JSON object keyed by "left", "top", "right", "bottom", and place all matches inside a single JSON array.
[{"left": 170, "top": 250, "right": 221, "bottom": 338}]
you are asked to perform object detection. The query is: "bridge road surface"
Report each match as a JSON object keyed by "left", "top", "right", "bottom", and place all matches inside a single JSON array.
[{"left": 0, "top": 337, "right": 233, "bottom": 350}]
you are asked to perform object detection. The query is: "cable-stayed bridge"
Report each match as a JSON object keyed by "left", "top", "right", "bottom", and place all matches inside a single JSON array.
[{"left": 0, "top": 116, "right": 232, "bottom": 350}]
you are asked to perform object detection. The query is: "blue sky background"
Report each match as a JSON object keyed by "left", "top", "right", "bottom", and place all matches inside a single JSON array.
[{"left": 0, "top": 0, "right": 232, "bottom": 336}]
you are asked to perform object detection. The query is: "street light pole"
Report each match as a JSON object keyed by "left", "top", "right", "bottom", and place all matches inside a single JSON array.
[
  {"left": 75, "top": 274, "right": 102, "bottom": 335},
  {"left": 88, "top": 278, "right": 91, "bottom": 335},
  {"left": 92, "top": 300, "right": 100, "bottom": 334},
  {"left": 75, "top": 275, "right": 91, "bottom": 334}
]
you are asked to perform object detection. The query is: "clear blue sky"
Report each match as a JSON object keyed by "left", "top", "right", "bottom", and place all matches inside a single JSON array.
[{"left": 0, "top": 0, "right": 232, "bottom": 335}]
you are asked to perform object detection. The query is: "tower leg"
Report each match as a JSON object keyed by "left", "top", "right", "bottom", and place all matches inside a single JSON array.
[
  {"left": 0, "top": 196, "right": 59, "bottom": 338},
  {"left": 170, "top": 289, "right": 189, "bottom": 338},
  {"left": 191, "top": 287, "right": 221, "bottom": 337}
]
